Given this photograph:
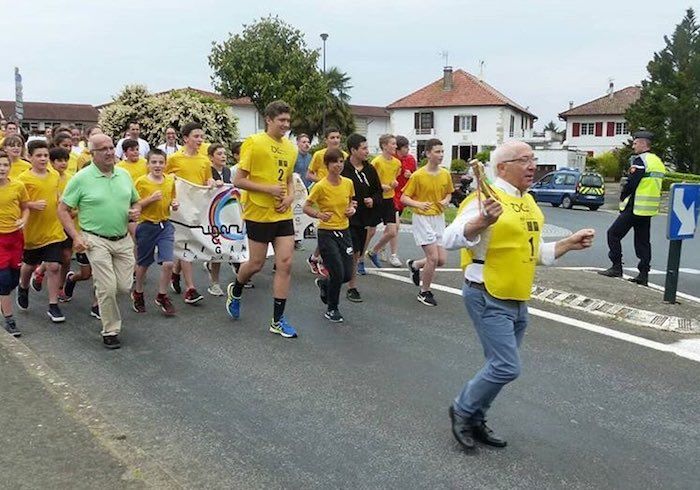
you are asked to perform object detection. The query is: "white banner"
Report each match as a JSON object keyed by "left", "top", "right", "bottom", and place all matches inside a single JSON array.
[{"left": 170, "top": 174, "right": 316, "bottom": 262}]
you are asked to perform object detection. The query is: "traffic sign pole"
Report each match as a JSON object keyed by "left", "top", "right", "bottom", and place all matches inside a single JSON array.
[{"left": 663, "top": 240, "right": 682, "bottom": 303}]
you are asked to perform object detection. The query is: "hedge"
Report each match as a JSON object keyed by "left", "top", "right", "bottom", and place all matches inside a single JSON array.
[{"left": 662, "top": 171, "right": 700, "bottom": 191}]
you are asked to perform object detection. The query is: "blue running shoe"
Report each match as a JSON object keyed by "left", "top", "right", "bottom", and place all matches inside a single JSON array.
[
  {"left": 366, "top": 250, "right": 381, "bottom": 268},
  {"left": 357, "top": 260, "right": 367, "bottom": 275},
  {"left": 269, "top": 316, "right": 298, "bottom": 338},
  {"left": 226, "top": 283, "right": 241, "bottom": 319}
]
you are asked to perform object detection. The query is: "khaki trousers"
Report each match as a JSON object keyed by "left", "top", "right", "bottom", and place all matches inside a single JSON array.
[{"left": 83, "top": 233, "right": 134, "bottom": 336}]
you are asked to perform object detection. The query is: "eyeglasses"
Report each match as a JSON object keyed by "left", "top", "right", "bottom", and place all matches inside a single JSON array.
[
  {"left": 92, "top": 146, "right": 115, "bottom": 153},
  {"left": 503, "top": 155, "right": 538, "bottom": 164}
]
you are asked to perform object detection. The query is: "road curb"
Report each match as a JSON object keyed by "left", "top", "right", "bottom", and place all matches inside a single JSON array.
[
  {"left": 530, "top": 285, "right": 699, "bottom": 334},
  {"left": 0, "top": 332, "right": 183, "bottom": 488}
]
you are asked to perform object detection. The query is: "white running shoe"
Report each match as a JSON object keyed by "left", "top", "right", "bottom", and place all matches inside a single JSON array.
[
  {"left": 207, "top": 283, "right": 224, "bottom": 296},
  {"left": 389, "top": 254, "right": 402, "bottom": 267}
]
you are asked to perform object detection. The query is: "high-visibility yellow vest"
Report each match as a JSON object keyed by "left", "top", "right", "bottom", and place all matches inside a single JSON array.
[
  {"left": 459, "top": 188, "right": 544, "bottom": 301},
  {"left": 619, "top": 153, "right": 665, "bottom": 216}
]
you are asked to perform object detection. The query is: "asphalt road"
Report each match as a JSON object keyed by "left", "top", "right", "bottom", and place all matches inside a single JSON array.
[
  {"left": 537, "top": 205, "right": 700, "bottom": 296},
  {"left": 9, "top": 247, "right": 700, "bottom": 489}
]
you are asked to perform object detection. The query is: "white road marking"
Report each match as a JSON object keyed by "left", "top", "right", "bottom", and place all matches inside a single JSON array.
[
  {"left": 368, "top": 270, "right": 700, "bottom": 364},
  {"left": 552, "top": 267, "right": 700, "bottom": 304}
]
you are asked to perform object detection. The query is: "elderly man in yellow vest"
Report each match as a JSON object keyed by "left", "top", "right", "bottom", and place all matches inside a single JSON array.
[
  {"left": 598, "top": 131, "right": 665, "bottom": 286},
  {"left": 442, "top": 141, "right": 595, "bottom": 451}
]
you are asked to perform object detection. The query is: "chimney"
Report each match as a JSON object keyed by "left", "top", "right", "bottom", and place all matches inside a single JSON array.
[
  {"left": 569, "top": 100, "right": 574, "bottom": 110},
  {"left": 608, "top": 79, "right": 615, "bottom": 98},
  {"left": 443, "top": 66, "right": 453, "bottom": 91}
]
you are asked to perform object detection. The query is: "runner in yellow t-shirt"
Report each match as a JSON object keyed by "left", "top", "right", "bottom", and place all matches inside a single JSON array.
[
  {"left": 225, "top": 100, "right": 299, "bottom": 338},
  {"left": 303, "top": 148, "right": 356, "bottom": 323},
  {"left": 165, "top": 122, "right": 212, "bottom": 305},
  {"left": 2, "top": 134, "right": 31, "bottom": 180},
  {"left": 366, "top": 134, "right": 402, "bottom": 267},
  {"left": 16, "top": 140, "right": 67, "bottom": 323},
  {"left": 401, "top": 138, "right": 454, "bottom": 306},
  {"left": 305, "top": 128, "right": 348, "bottom": 276},
  {"left": 52, "top": 132, "right": 81, "bottom": 176},
  {"left": 0, "top": 149, "right": 30, "bottom": 336},
  {"left": 116, "top": 139, "right": 148, "bottom": 182},
  {"left": 132, "top": 149, "right": 178, "bottom": 317}
]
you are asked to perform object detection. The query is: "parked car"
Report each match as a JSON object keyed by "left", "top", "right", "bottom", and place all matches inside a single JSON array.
[{"left": 529, "top": 168, "right": 605, "bottom": 211}]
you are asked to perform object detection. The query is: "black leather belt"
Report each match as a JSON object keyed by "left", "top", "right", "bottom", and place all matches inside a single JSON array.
[
  {"left": 84, "top": 230, "right": 127, "bottom": 241},
  {"left": 465, "top": 279, "right": 486, "bottom": 291}
]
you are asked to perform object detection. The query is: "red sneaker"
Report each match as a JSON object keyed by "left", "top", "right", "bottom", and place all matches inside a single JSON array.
[{"left": 155, "top": 294, "right": 176, "bottom": 316}]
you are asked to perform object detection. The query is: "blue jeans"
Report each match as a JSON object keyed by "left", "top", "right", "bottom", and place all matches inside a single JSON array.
[{"left": 453, "top": 283, "right": 528, "bottom": 423}]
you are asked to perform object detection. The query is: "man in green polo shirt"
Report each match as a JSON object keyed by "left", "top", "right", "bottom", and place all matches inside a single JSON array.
[{"left": 58, "top": 133, "right": 141, "bottom": 349}]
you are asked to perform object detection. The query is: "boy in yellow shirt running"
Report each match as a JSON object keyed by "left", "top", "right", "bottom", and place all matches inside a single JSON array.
[
  {"left": 132, "top": 149, "right": 179, "bottom": 316},
  {"left": 117, "top": 139, "right": 148, "bottom": 182},
  {"left": 225, "top": 101, "right": 299, "bottom": 338},
  {"left": 0, "top": 150, "right": 29, "bottom": 336},
  {"left": 2, "top": 135, "right": 31, "bottom": 180},
  {"left": 401, "top": 138, "right": 454, "bottom": 306},
  {"left": 303, "top": 148, "right": 356, "bottom": 322},
  {"left": 16, "top": 140, "right": 67, "bottom": 322}
]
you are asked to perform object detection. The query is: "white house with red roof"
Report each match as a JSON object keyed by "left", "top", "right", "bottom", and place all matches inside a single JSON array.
[
  {"left": 558, "top": 84, "right": 640, "bottom": 156},
  {"left": 387, "top": 67, "right": 536, "bottom": 164}
]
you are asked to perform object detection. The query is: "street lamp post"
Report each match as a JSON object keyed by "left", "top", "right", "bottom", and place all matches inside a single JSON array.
[{"left": 320, "top": 33, "right": 329, "bottom": 137}]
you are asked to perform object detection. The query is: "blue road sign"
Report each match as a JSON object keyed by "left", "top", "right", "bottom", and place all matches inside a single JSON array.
[{"left": 667, "top": 183, "right": 700, "bottom": 240}]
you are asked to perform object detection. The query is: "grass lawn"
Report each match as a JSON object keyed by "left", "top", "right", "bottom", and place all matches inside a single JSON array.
[{"left": 400, "top": 206, "right": 458, "bottom": 224}]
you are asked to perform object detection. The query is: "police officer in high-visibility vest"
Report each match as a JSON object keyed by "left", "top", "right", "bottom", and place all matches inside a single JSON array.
[
  {"left": 442, "top": 141, "right": 595, "bottom": 451},
  {"left": 598, "top": 130, "right": 665, "bottom": 286}
]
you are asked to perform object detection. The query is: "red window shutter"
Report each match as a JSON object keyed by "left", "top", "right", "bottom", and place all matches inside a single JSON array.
[
  {"left": 572, "top": 122, "right": 580, "bottom": 137},
  {"left": 595, "top": 122, "right": 603, "bottom": 137},
  {"left": 454, "top": 116, "right": 460, "bottom": 132},
  {"left": 471, "top": 115, "right": 477, "bottom": 132},
  {"left": 606, "top": 122, "right": 615, "bottom": 136},
  {"left": 414, "top": 113, "right": 420, "bottom": 129}
]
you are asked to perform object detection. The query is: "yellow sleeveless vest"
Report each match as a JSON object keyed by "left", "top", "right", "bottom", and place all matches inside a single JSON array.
[
  {"left": 459, "top": 188, "right": 544, "bottom": 301},
  {"left": 619, "top": 153, "right": 665, "bottom": 216}
]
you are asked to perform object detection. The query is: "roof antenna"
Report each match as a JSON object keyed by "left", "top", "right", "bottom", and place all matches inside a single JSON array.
[{"left": 439, "top": 50, "right": 449, "bottom": 67}]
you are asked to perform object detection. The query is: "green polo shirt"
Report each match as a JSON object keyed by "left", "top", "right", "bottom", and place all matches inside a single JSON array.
[{"left": 62, "top": 164, "right": 139, "bottom": 237}]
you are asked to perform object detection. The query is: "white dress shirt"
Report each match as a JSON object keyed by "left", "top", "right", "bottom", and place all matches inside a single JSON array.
[
  {"left": 115, "top": 137, "right": 150, "bottom": 158},
  {"left": 157, "top": 143, "right": 181, "bottom": 156},
  {"left": 442, "top": 177, "right": 557, "bottom": 283}
]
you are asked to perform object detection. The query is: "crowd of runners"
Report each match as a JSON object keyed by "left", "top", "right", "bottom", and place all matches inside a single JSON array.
[{"left": 0, "top": 103, "right": 455, "bottom": 347}]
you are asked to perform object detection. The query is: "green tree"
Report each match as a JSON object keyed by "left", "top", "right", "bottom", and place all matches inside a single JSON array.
[
  {"left": 99, "top": 85, "right": 238, "bottom": 149},
  {"left": 626, "top": 8, "right": 700, "bottom": 174},
  {"left": 293, "top": 67, "right": 355, "bottom": 137},
  {"left": 543, "top": 120, "right": 560, "bottom": 133},
  {"left": 209, "top": 16, "right": 327, "bottom": 134}
]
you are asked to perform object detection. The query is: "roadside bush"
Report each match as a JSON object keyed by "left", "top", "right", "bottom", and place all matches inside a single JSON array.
[
  {"left": 662, "top": 171, "right": 700, "bottom": 191},
  {"left": 474, "top": 149, "right": 492, "bottom": 162},
  {"left": 589, "top": 151, "right": 621, "bottom": 180},
  {"left": 451, "top": 158, "right": 467, "bottom": 172}
]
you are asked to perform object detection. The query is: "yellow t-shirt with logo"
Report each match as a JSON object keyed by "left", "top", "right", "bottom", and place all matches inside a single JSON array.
[
  {"left": 402, "top": 166, "right": 454, "bottom": 216},
  {"left": 238, "top": 132, "right": 297, "bottom": 223},
  {"left": 0, "top": 179, "right": 29, "bottom": 233},
  {"left": 16, "top": 170, "right": 66, "bottom": 249},
  {"left": 166, "top": 150, "right": 212, "bottom": 186},
  {"left": 117, "top": 158, "right": 148, "bottom": 182},
  {"left": 306, "top": 176, "right": 355, "bottom": 230},
  {"left": 309, "top": 148, "right": 349, "bottom": 181},
  {"left": 9, "top": 159, "right": 31, "bottom": 181},
  {"left": 135, "top": 174, "right": 176, "bottom": 223},
  {"left": 371, "top": 154, "right": 402, "bottom": 199}
]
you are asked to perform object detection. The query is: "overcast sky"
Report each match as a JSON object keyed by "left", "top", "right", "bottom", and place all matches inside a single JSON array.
[{"left": 4, "top": 0, "right": 692, "bottom": 130}]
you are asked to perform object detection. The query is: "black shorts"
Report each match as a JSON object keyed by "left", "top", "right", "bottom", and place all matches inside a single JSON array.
[
  {"left": 245, "top": 219, "right": 294, "bottom": 244},
  {"left": 350, "top": 225, "right": 368, "bottom": 254},
  {"left": 23, "top": 241, "right": 63, "bottom": 265},
  {"left": 379, "top": 198, "right": 398, "bottom": 225},
  {"left": 76, "top": 252, "right": 90, "bottom": 266},
  {"left": 61, "top": 236, "right": 73, "bottom": 250}
]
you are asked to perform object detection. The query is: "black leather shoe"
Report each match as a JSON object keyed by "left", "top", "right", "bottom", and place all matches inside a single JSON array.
[
  {"left": 102, "top": 335, "right": 121, "bottom": 350},
  {"left": 597, "top": 266, "right": 623, "bottom": 278},
  {"left": 627, "top": 274, "right": 648, "bottom": 286},
  {"left": 472, "top": 421, "right": 507, "bottom": 447},
  {"left": 449, "top": 406, "right": 476, "bottom": 450}
]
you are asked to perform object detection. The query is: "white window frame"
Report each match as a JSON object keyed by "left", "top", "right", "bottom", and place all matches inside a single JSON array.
[
  {"left": 458, "top": 115, "right": 472, "bottom": 132},
  {"left": 615, "top": 122, "right": 629, "bottom": 135},
  {"left": 580, "top": 123, "right": 595, "bottom": 135}
]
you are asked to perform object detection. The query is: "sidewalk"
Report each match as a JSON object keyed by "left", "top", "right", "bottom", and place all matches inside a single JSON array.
[{"left": 534, "top": 268, "right": 699, "bottom": 333}]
